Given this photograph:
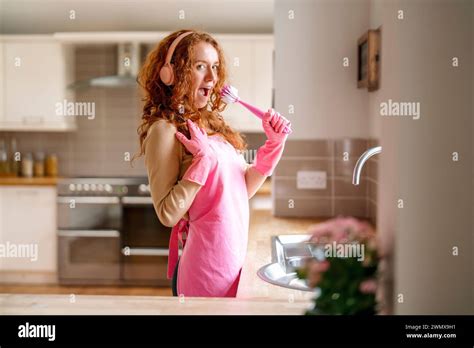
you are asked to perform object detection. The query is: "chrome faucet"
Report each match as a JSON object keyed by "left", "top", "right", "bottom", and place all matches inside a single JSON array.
[{"left": 352, "top": 146, "right": 382, "bottom": 185}]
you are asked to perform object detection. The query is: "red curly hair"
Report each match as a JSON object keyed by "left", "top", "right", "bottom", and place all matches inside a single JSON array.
[{"left": 133, "top": 29, "right": 247, "bottom": 162}]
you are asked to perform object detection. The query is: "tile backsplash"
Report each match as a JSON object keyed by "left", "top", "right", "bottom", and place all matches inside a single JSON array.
[
  {"left": 1, "top": 86, "right": 147, "bottom": 177},
  {"left": 272, "top": 138, "right": 379, "bottom": 226}
]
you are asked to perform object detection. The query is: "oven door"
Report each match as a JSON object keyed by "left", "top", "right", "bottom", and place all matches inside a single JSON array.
[
  {"left": 57, "top": 196, "right": 121, "bottom": 284},
  {"left": 121, "top": 196, "right": 173, "bottom": 286},
  {"left": 58, "top": 229, "right": 121, "bottom": 284},
  {"left": 57, "top": 196, "right": 121, "bottom": 231}
]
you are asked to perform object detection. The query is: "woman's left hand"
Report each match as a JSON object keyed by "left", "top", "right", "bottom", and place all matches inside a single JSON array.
[{"left": 262, "top": 108, "right": 290, "bottom": 143}]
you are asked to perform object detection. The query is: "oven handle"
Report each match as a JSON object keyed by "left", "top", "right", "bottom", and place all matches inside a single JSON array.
[
  {"left": 121, "top": 196, "right": 153, "bottom": 205},
  {"left": 122, "top": 247, "right": 169, "bottom": 256},
  {"left": 57, "top": 196, "right": 120, "bottom": 204},
  {"left": 58, "top": 230, "right": 120, "bottom": 238}
]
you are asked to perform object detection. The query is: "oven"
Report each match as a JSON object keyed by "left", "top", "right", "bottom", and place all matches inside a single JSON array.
[{"left": 57, "top": 178, "right": 173, "bottom": 286}]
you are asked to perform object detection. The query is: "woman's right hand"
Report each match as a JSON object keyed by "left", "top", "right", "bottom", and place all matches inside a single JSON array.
[{"left": 175, "top": 119, "right": 212, "bottom": 158}]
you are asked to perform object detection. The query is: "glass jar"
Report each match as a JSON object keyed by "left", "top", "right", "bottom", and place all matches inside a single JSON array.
[
  {"left": 34, "top": 152, "right": 45, "bottom": 177},
  {"left": 45, "top": 154, "right": 58, "bottom": 177},
  {"left": 0, "top": 139, "right": 8, "bottom": 177},
  {"left": 21, "top": 153, "right": 34, "bottom": 178},
  {"left": 9, "top": 138, "right": 20, "bottom": 177}
]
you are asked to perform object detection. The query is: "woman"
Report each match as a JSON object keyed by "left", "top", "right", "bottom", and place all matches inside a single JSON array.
[{"left": 135, "top": 29, "right": 289, "bottom": 297}]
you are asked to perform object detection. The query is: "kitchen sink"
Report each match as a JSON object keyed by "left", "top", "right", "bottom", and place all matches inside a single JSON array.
[{"left": 257, "top": 234, "right": 323, "bottom": 292}]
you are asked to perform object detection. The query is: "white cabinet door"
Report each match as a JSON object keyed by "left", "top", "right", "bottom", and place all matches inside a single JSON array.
[
  {"left": 0, "top": 39, "right": 4, "bottom": 123},
  {"left": 2, "top": 36, "right": 76, "bottom": 131},
  {"left": 0, "top": 186, "right": 57, "bottom": 272},
  {"left": 217, "top": 35, "right": 273, "bottom": 133}
]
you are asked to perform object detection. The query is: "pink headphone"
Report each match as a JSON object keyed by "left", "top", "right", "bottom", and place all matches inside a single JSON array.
[{"left": 159, "top": 31, "right": 194, "bottom": 86}]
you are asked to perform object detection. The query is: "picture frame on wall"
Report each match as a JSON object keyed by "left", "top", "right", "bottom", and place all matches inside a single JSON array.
[{"left": 357, "top": 28, "right": 381, "bottom": 92}]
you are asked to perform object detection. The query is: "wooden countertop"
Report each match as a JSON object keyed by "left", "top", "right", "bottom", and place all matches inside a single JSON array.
[
  {"left": 255, "top": 178, "right": 271, "bottom": 194},
  {"left": 0, "top": 176, "right": 61, "bottom": 186},
  {"left": 0, "top": 293, "right": 310, "bottom": 315}
]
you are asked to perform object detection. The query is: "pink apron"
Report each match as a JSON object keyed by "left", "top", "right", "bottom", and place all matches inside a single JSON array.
[{"left": 167, "top": 134, "right": 249, "bottom": 297}]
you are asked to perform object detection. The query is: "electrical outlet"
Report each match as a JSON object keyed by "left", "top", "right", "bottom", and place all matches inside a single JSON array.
[{"left": 297, "top": 171, "right": 327, "bottom": 189}]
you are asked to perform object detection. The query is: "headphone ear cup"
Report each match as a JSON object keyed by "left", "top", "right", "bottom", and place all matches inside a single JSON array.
[{"left": 160, "top": 63, "right": 174, "bottom": 86}]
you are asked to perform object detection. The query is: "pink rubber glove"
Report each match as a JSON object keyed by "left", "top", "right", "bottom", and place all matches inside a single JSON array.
[
  {"left": 175, "top": 119, "right": 216, "bottom": 186},
  {"left": 253, "top": 109, "right": 289, "bottom": 176}
]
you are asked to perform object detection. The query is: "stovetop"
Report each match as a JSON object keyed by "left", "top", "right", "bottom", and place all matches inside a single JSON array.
[{"left": 56, "top": 177, "right": 151, "bottom": 197}]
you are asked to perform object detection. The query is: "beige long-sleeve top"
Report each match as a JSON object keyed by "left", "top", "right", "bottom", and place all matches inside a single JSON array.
[
  {"left": 144, "top": 119, "right": 203, "bottom": 227},
  {"left": 144, "top": 118, "right": 265, "bottom": 228}
]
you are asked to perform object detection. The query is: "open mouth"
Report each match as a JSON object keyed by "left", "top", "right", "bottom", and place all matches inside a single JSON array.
[{"left": 198, "top": 87, "right": 211, "bottom": 97}]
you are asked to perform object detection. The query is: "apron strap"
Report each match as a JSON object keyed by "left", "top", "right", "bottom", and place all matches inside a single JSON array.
[{"left": 167, "top": 218, "right": 189, "bottom": 279}]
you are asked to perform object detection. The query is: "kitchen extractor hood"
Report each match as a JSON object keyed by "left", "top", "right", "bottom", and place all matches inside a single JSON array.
[{"left": 69, "top": 42, "right": 141, "bottom": 89}]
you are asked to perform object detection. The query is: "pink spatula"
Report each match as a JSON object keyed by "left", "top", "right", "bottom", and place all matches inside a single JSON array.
[{"left": 220, "top": 84, "right": 292, "bottom": 134}]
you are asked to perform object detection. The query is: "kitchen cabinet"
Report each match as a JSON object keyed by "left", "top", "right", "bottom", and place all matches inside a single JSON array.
[
  {"left": 216, "top": 35, "right": 274, "bottom": 133},
  {"left": 0, "top": 40, "right": 4, "bottom": 121},
  {"left": 0, "top": 186, "right": 57, "bottom": 273},
  {"left": 0, "top": 35, "right": 76, "bottom": 131}
]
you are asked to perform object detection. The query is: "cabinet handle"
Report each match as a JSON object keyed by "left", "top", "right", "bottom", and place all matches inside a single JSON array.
[
  {"left": 57, "top": 196, "right": 120, "bottom": 204},
  {"left": 122, "top": 196, "right": 153, "bottom": 205},
  {"left": 22, "top": 116, "right": 44, "bottom": 124},
  {"left": 58, "top": 230, "right": 120, "bottom": 238},
  {"left": 16, "top": 190, "right": 39, "bottom": 195}
]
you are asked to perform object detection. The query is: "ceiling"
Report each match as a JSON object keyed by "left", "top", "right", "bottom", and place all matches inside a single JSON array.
[{"left": 0, "top": 0, "right": 274, "bottom": 34}]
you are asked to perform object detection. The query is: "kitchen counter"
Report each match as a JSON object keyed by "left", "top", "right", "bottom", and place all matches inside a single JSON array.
[
  {"left": 0, "top": 176, "right": 61, "bottom": 186},
  {"left": 255, "top": 178, "right": 271, "bottom": 195},
  {"left": 0, "top": 293, "right": 310, "bottom": 315}
]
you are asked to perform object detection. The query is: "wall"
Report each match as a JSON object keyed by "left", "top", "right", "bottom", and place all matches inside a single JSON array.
[
  {"left": 367, "top": 0, "right": 403, "bottom": 316},
  {"left": 274, "top": 0, "right": 370, "bottom": 140},
  {"left": 272, "top": 0, "right": 374, "bottom": 222},
  {"left": 369, "top": 0, "right": 473, "bottom": 314}
]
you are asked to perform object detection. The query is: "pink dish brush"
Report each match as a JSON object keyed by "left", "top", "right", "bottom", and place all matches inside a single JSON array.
[{"left": 220, "top": 84, "right": 292, "bottom": 134}]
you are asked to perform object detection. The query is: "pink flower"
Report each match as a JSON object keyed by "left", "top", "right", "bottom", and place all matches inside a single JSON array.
[
  {"left": 309, "top": 221, "right": 347, "bottom": 243},
  {"left": 309, "top": 217, "right": 376, "bottom": 245},
  {"left": 306, "top": 259, "right": 330, "bottom": 288},
  {"left": 359, "top": 279, "right": 377, "bottom": 294}
]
